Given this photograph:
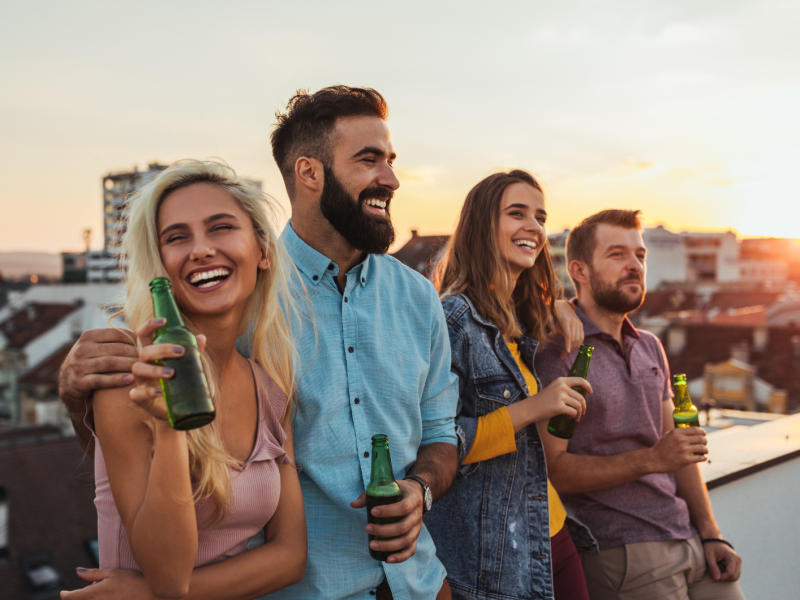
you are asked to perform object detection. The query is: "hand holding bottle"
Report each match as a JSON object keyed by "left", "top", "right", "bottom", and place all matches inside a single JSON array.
[
  {"left": 649, "top": 427, "right": 708, "bottom": 472},
  {"left": 508, "top": 376, "right": 591, "bottom": 432},
  {"left": 129, "top": 317, "right": 207, "bottom": 422}
]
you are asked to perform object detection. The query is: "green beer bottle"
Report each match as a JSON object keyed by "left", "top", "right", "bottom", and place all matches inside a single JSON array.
[
  {"left": 547, "top": 344, "right": 593, "bottom": 439},
  {"left": 672, "top": 373, "right": 700, "bottom": 428},
  {"left": 150, "top": 277, "right": 215, "bottom": 430},
  {"left": 366, "top": 434, "right": 402, "bottom": 561}
]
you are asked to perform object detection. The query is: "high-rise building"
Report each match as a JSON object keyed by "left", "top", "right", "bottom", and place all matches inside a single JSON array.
[
  {"left": 87, "top": 163, "right": 167, "bottom": 283},
  {"left": 102, "top": 163, "right": 167, "bottom": 256}
]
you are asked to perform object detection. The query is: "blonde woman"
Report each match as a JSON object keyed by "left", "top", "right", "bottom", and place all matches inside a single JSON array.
[{"left": 61, "top": 160, "right": 306, "bottom": 599}]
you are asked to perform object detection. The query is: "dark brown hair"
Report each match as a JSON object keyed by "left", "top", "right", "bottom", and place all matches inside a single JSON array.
[
  {"left": 270, "top": 86, "right": 388, "bottom": 196},
  {"left": 566, "top": 209, "right": 644, "bottom": 266},
  {"left": 434, "top": 170, "right": 561, "bottom": 343}
]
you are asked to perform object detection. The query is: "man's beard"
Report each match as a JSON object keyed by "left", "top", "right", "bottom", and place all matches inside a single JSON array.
[
  {"left": 319, "top": 165, "right": 396, "bottom": 255},
  {"left": 589, "top": 268, "right": 646, "bottom": 315}
]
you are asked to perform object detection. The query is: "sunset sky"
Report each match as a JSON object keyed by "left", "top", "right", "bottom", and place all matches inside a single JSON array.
[{"left": 1, "top": 0, "right": 798, "bottom": 254}]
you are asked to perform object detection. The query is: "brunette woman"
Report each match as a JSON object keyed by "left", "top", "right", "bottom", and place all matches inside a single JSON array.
[
  {"left": 61, "top": 160, "right": 306, "bottom": 599},
  {"left": 425, "top": 170, "right": 597, "bottom": 600}
]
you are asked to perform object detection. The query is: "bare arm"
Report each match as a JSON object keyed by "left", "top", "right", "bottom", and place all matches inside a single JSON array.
[
  {"left": 94, "top": 386, "right": 196, "bottom": 599},
  {"left": 542, "top": 399, "right": 708, "bottom": 495},
  {"left": 62, "top": 414, "right": 308, "bottom": 600},
  {"left": 96, "top": 319, "right": 203, "bottom": 598}
]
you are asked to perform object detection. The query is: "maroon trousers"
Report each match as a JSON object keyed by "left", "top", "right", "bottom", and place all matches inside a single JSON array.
[{"left": 551, "top": 526, "right": 590, "bottom": 600}]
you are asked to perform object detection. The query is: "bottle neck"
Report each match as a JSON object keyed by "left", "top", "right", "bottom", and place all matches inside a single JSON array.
[
  {"left": 569, "top": 351, "right": 591, "bottom": 379},
  {"left": 152, "top": 288, "right": 185, "bottom": 329},
  {"left": 369, "top": 442, "right": 396, "bottom": 486},
  {"left": 674, "top": 384, "right": 692, "bottom": 409}
]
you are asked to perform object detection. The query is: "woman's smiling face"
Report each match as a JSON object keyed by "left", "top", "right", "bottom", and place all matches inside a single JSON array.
[
  {"left": 496, "top": 182, "right": 547, "bottom": 282},
  {"left": 157, "top": 182, "right": 268, "bottom": 319}
]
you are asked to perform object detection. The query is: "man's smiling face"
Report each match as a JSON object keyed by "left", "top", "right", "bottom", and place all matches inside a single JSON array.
[{"left": 319, "top": 115, "right": 400, "bottom": 254}]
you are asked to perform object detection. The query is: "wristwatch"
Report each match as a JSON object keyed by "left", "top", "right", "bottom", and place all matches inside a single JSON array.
[{"left": 404, "top": 475, "right": 433, "bottom": 514}]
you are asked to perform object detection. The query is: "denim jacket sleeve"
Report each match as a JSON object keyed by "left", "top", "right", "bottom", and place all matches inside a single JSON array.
[{"left": 441, "top": 296, "right": 481, "bottom": 476}]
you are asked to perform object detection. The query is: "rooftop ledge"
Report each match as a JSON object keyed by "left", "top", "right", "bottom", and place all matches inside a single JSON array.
[{"left": 701, "top": 412, "right": 800, "bottom": 489}]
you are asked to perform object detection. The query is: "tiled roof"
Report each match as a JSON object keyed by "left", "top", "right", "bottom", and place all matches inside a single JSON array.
[
  {"left": 635, "top": 290, "right": 698, "bottom": 318},
  {"left": 18, "top": 344, "right": 72, "bottom": 387},
  {"left": 707, "top": 291, "right": 783, "bottom": 312},
  {"left": 391, "top": 233, "right": 450, "bottom": 278},
  {"left": 0, "top": 433, "right": 96, "bottom": 598},
  {"left": 0, "top": 302, "right": 82, "bottom": 349},
  {"left": 663, "top": 324, "right": 800, "bottom": 411},
  {"left": 709, "top": 306, "right": 767, "bottom": 326},
  {"left": 635, "top": 290, "right": 784, "bottom": 322}
]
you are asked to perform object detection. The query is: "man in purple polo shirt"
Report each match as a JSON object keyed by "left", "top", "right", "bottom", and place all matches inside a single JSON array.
[{"left": 536, "top": 210, "right": 745, "bottom": 600}]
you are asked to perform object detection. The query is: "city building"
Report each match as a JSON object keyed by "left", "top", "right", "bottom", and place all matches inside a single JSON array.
[
  {"left": 102, "top": 163, "right": 168, "bottom": 257},
  {"left": 0, "top": 426, "right": 97, "bottom": 599},
  {"left": 644, "top": 226, "right": 740, "bottom": 289},
  {"left": 0, "top": 283, "right": 122, "bottom": 425},
  {"left": 660, "top": 322, "right": 800, "bottom": 413}
]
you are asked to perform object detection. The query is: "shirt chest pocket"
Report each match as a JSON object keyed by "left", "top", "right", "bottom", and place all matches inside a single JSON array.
[
  {"left": 474, "top": 379, "right": 523, "bottom": 410},
  {"left": 634, "top": 362, "right": 668, "bottom": 404}
]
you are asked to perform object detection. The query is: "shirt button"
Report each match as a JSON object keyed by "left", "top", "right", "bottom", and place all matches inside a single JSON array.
[
  {"left": 312, "top": 275, "right": 318, "bottom": 281},
  {"left": 327, "top": 264, "right": 334, "bottom": 270},
  {"left": 534, "top": 554, "right": 547, "bottom": 560},
  {"left": 530, "top": 495, "right": 544, "bottom": 500},
  {"left": 529, "top": 439, "right": 540, "bottom": 445},
  {"left": 370, "top": 592, "right": 376, "bottom": 596},
  {"left": 364, "top": 451, "right": 369, "bottom": 458},
  {"left": 344, "top": 297, "right": 348, "bottom": 303},
  {"left": 361, "top": 277, "right": 365, "bottom": 283},
  {"left": 348, "top": 346, "right": 354, "bottom": 353},
  {"left": 354, "top": 398, "right": 360, "bottom": 404}
]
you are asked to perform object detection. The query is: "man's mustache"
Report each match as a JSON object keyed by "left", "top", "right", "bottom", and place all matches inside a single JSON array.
[{"left": 617, "top": 275, "right": 643, "bottom": 286}]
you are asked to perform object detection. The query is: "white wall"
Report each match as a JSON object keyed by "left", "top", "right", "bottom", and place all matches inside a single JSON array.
[
  {"left": 707, "top": 457, "right": 800, "bottom": 600},
  {"left": 643, "top": 226, "right": 685, "bottom": 288}
]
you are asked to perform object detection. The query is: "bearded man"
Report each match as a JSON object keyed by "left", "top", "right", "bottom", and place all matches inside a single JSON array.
[
  {"left": 535, "top": 210, "right": 745, "bottom": 600},
  {"left": 58, "top": 86, "right": 458, "bottom": 600}
]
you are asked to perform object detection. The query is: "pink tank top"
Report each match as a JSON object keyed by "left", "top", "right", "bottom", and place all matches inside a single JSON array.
[{"left": 86, "top": 360, "right": 291, "bottom": 569}]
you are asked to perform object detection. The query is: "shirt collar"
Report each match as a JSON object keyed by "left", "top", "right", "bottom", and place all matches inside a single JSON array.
[
  {"left": 571, "top": 299, "right": 640, "bottom": 340},
  {"left": 280, "top": 221, "right": 372, "bottom": 288}
]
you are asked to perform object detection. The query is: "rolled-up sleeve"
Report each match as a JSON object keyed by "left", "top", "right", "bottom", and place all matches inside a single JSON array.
[{"left": 420, "top": 289, "right": 459, "bottom": 447}]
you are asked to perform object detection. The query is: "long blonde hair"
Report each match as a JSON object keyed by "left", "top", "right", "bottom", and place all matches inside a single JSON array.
[
  {"left": 119, "top": 159, "right": 298, "bottom": 526},
  {"left": 434, "top": 169, "right": 562, "bottom": 343}
]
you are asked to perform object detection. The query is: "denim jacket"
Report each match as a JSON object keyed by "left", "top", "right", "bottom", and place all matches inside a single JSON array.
[{"left": 425, "top": 294, "right": 597, "bottom": 600}]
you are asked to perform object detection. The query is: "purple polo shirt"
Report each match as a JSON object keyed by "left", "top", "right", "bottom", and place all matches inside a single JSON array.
[{"left": 535, "top": 301, "right": 696, "bottom": 551}]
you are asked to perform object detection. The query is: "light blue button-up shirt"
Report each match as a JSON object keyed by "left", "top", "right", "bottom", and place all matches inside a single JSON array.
[{"left": 251, "top": 223, "right": 459, "bottom": 600}]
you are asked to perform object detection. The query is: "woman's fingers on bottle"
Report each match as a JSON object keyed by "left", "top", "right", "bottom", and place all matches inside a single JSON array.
[
  {"left": 196, "top": 334, "right": 207, "bottom": 353},
  {"left": 132, "top": 360, "right": 174, "bottom": 381},
  {"left": 138, "top": 343, "right": 185, "bottom": 365},
  {"left": 564, "top": 376, "right": 592, "bottom": 395},
  {"left": 136, "top": 318, "right": 167, "bottom": 346}
]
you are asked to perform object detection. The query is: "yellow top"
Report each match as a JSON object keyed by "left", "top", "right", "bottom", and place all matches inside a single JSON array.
[{"left": 462, "top": 341, "right": 568, "bottom": 537}]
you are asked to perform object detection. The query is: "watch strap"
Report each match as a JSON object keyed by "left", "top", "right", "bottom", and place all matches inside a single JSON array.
[{"left": 404, "top": 475, "right": 431, "bottom": 513}]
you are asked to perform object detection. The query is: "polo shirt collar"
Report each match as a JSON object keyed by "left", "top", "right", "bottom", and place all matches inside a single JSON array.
[
  {"left": 571, "top": 299, "right": 640, "bottom": 340},
  {"left": 280, "top": 221, "right": 372, "bottom": 288}
]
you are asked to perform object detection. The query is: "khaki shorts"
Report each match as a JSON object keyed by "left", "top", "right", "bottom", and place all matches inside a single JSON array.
[{"left": 580, "top": 535, "right": 746, "bottom": 600}]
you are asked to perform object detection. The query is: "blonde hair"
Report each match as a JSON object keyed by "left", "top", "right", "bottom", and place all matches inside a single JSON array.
[
  {"left": 434, "top": 169, "right": 562, "bottom": 344},
  {"left": 119, "top": 159, "right": 298, "bottom": 526}
]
